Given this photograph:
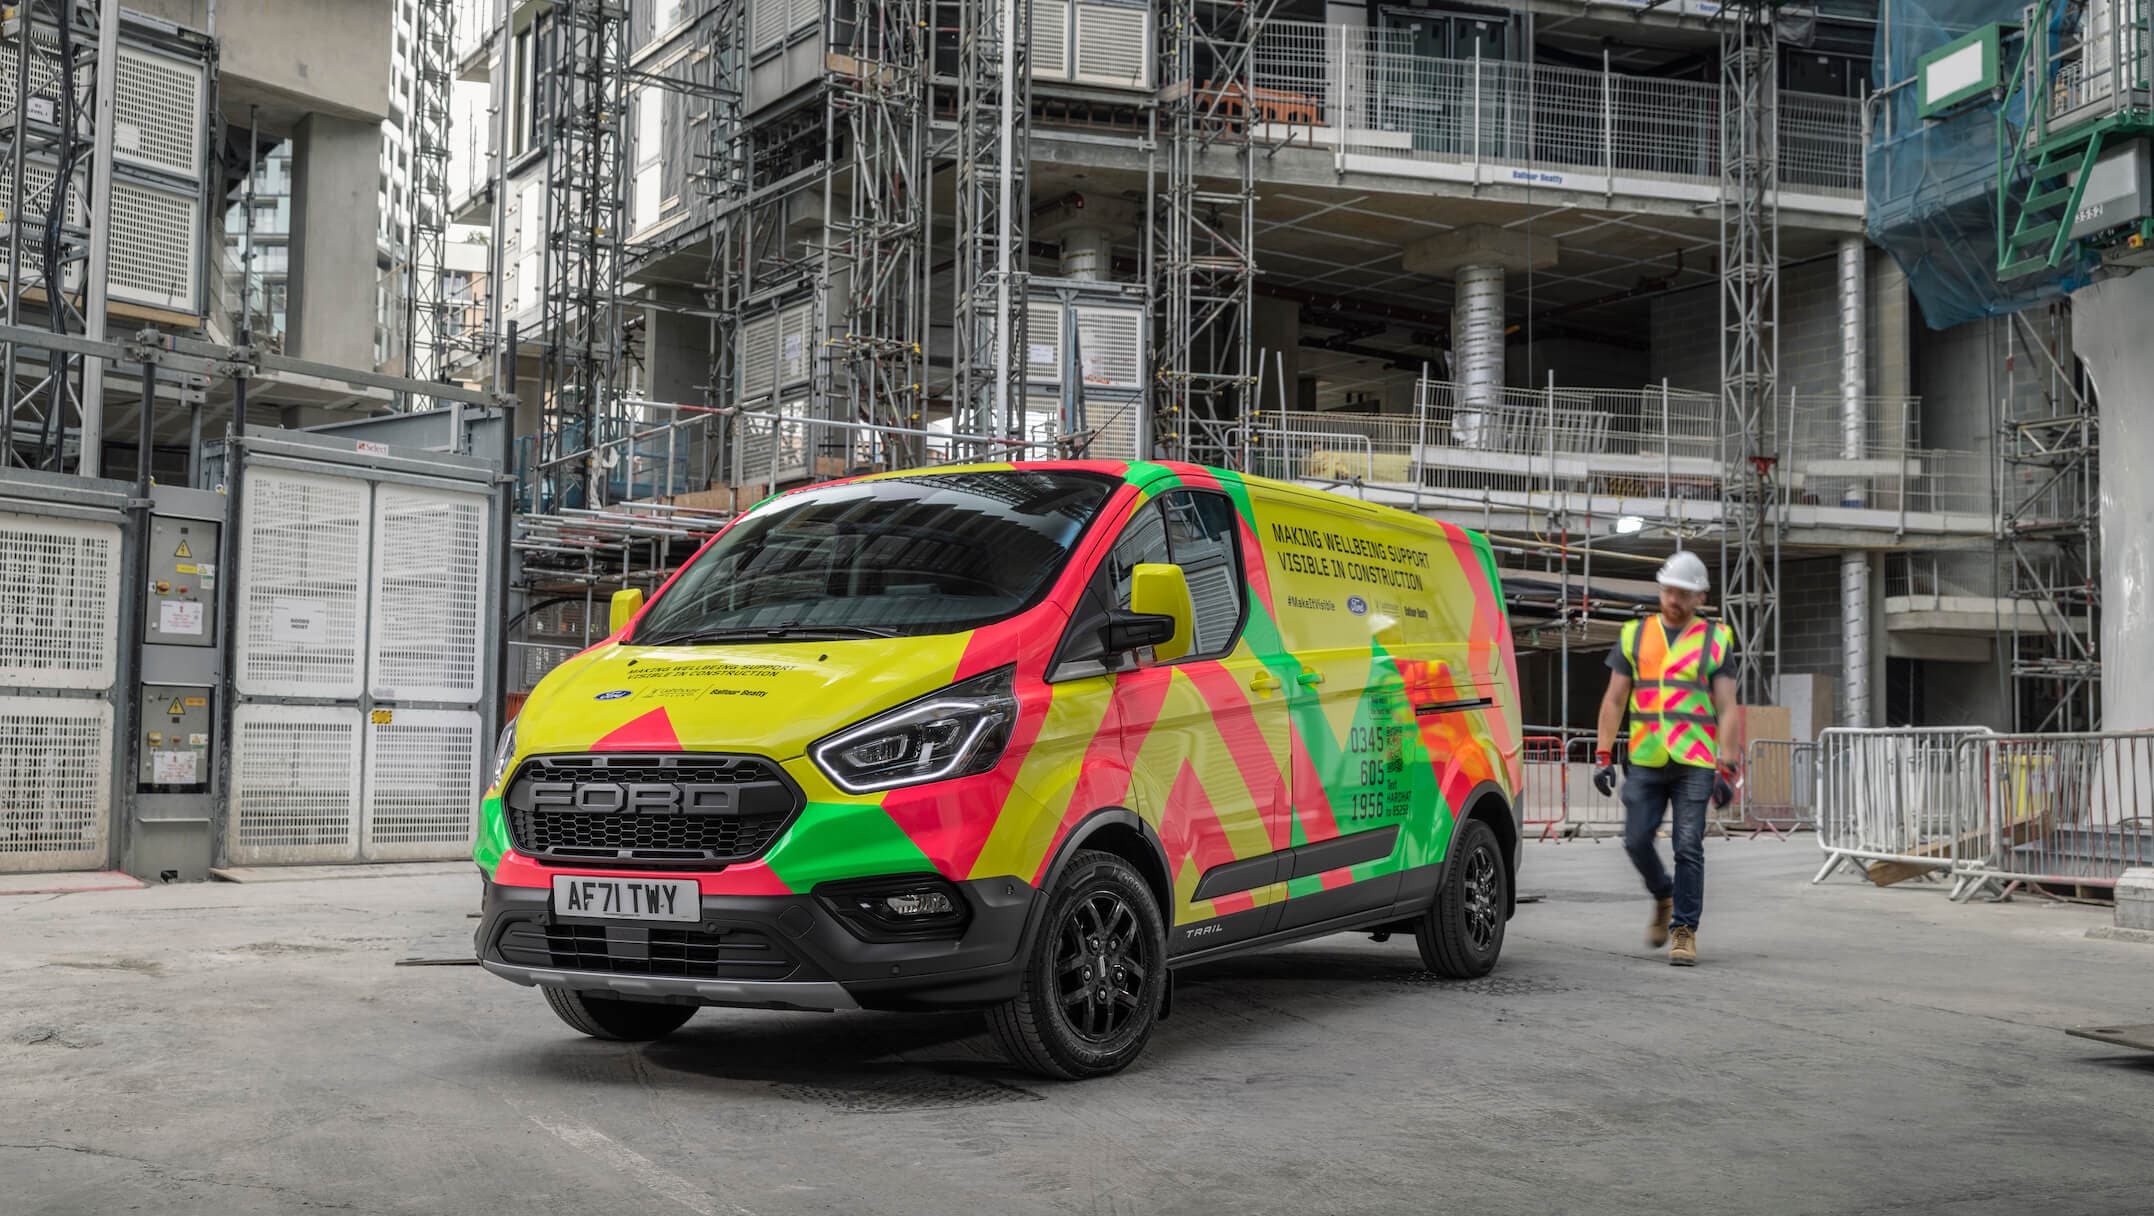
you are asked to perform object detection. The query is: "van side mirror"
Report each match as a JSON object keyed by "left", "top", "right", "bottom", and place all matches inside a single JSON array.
[
  {"left": 1102, "top": 611, "right": 1177, "bottom": 656},
  {"left": 1126, "top": 562, "right": 1194, "bottom": 662},
  {"left": 609, "top": 588, "right": 645, "bottom": 636}
]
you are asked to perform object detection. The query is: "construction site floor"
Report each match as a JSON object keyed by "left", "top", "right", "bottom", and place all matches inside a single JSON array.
[{"left": 5, "top": 837, "right": 2151, "bottom": 1215}]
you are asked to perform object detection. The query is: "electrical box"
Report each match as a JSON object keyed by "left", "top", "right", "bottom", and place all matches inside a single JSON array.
[
  {"left": 2069, "top": 139, "right": 2153, "bottom": 241},
  {"left": 144, "top": 513, "right": 219, "bottom": 646},
  {"left": 137, "top": 684, "right": 212, "bottom": 792}
]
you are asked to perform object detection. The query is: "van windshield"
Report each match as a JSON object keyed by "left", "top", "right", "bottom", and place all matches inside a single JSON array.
[{"left": 634, "top": 470, "right": 1116, "bottom": 644}]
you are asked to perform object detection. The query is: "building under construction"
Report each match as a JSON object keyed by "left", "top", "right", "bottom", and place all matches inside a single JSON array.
[
  {"left": 2, "top": 0, "right": 2144, "bottom": 881},
  {"left": 434, "top": 0, "right": 2108, "bottom": 739}
]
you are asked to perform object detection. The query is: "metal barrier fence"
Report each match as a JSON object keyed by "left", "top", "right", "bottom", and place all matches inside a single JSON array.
[
  {"left": 1738, "top": 739, "right": 1818, "bottom": 839},
  {"left": 1815, "top": 728, "right": 2154, "bottom": 897},
  {"left": 1814, "top": 727, "right": 1994, "bottom": 890},
  {"left": 1519, "top": 735, "right": 1569, "bottom": 841},
  {"left": 1963, "top": 733, "right": 2154, "bottom": 894}
]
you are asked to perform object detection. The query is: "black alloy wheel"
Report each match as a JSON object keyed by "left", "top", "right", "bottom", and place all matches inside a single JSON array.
[
  {"left": 1415, "top": 816, "right": 1508, "bottom": 978},
  {"left": 988, "top": 849, "right": 1167, "bottom": 1079}
]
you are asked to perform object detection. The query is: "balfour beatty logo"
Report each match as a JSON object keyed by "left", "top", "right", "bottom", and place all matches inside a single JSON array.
[{"left": 512, "top": 781, "right": 736, "bottom": 815}]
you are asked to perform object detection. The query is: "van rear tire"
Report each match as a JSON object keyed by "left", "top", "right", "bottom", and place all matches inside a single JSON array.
[
  {"left": 1415, "top": 817, "right": 1507, "bottom": 978},
  {"left": 988, "top": 850, "right": 1166, "bottom": 1080},
  {"left": 543, "top": 987, "right": 698, "bottom": 1041}
]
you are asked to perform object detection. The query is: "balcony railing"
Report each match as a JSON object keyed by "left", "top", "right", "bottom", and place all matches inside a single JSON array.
[
  {"left": 1250, "top": 21, "right": 1862, "bottom": 196},
  {"left": 1246, "top": 379, "right": 2000, "bottom": 530}
]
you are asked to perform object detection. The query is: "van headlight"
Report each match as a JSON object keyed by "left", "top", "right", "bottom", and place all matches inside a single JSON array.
[
  {"left": 491, "top": 719, "right": 518, "bottom": 788},
  {"left": 811, "top": 667, "right": 1017, "bottom": 794}
]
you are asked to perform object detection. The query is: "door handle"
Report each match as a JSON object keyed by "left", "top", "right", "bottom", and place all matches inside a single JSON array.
[
  {"left": 1297, "top": 668, "right": 1325, "bottom": 687},
  {"left": 1249, "top": 671, "right": 1283, "bottom": 694}
]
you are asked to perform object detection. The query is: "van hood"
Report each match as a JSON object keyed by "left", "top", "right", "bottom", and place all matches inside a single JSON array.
[{"left": 518, "top": 633, "right": 979, "bottom": 760}]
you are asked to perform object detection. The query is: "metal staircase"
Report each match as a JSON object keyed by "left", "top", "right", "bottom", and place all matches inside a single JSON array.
[{"left": 1998, "top": 0, "right": 2154, "bottom": 281}]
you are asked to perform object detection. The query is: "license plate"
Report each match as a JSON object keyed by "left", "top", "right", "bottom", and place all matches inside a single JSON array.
[{"left": 551, "top": 875, "right": 699, "bottom": 923}]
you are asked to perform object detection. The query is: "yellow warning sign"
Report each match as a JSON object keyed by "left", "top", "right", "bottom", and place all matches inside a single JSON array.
[
  {"left": 173, "top": 539, "right": 192, "bottom": 559},
  {"left": 370, "top": 709, "right": 394, "bottom": 725},
  {"left": 183, "top": 696, "right": 206, "bottom": 708},
  {"left": 165, "top": 697, "right": 186, "bottom": 715}
]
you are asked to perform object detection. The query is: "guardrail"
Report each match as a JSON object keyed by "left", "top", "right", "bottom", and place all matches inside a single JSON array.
[
  {"left": 1962, "top": 733, "right": 2154, "bottom": 895},
  {"left": 1814, "top": 727, "right": 1995, "bottom": 892},
  {"left": 1251, "top": 20, "right": 1863, "bottom": 196},
  {"left": 1520, "top": 735, "right": 1570, "bottom": 841}
]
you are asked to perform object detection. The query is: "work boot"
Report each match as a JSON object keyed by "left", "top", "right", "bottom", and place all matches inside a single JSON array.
[
  {"left": 1648, "top": 897, "right": 1673, "bottom": 948},
  {"left": 1669, "top": 926, "right": 1698, "bottom": 967}
]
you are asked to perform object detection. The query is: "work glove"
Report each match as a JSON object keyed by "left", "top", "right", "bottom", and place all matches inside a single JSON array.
[
  {"left": 1592, "top": 750, "right": 1619, "bottom": 799},
  {"left": 1712, "top": 764, "right": 1740, "bottom": 810}
]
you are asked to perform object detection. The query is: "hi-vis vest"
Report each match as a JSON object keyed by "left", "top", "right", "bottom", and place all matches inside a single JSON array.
[{"left": 1622, "top": 616, "right": 1732, "bottom": 768}]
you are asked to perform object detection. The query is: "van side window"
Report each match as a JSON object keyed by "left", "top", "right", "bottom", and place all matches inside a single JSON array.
[
  {"left": 1159, "top": 491, "right": 1245, "bottom": 656},
  {"left": 1049, "top": 490, "right": 1247, "bottom": 678}
]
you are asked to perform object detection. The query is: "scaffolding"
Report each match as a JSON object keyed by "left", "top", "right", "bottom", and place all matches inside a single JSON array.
[
  {"left": 1717, "top": 0, "right": 1785, "bottom": 705},
  {"left": 535, "top": 0, "right": 630, "bottom": 511},
  {"left": 2, "top": 0, "right": 122, "bottom": 474},
  {"left": 2001, "top": 307, "right": 2100, "bottom": 731},
  {"left": 1152, "top": 0, "right": 1274, "bottom": 467},
  {"left": 400, "top": 0, "right": 456, "bottom": 399},
  {"left": 949, "top": 0, "right": 1028, "bottom": 450},
  {"left": 823, "top": 0, "right": 930, "bottom": 469}
]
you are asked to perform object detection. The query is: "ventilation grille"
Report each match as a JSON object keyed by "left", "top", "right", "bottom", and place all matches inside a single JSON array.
[
  {"left": 109, "top": 179, "right": 201, "bottom": 314},
  {"left": 741, "top": 311, "right": 778, "bottom": 399},
  {"left": 1033, "top": 0, "right": 1071, "bottom": 80},
  {"left": 779, "top": 301, "right": 814, "bottom": 386},
  {"left": 0, "top": 696, "right": 111, "bottom": 873},
  {"left": 362, "top": 709, "right": 481, "bottom": 858},
  {"left": 1075, "top": 306, "right": 1144, "bottom": 386},
  {"left": 1025, "top": 301, "right": 1064, "bottom": 380},
  {"left": 1079, "top": 394, "right": 1141, "bottom": 461},
  {"left": 1073, "top": 3, "right": 1151, "bottom": 89},
  {"left": 237, "top": 470, "right": 372, "bottom": 700},
  {"left": 369, "top": 485, "right": 487, "bottom": 702},
  {"left": 228, "top": 704, "right": 364, "bottom": 864},
  {"left": 113, "top": 45, "right": 207, "bottom": 181},
  {"left": 0, "top": 513, "right": 120, "bottom": 691}
]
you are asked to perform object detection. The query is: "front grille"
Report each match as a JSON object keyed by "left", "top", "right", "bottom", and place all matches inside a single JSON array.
[
  {"left": 504, "top": 752, "right": 802, "bottom": 868},
  {"left": 495, "top": 919, "right": 800, "bottom": 982}
]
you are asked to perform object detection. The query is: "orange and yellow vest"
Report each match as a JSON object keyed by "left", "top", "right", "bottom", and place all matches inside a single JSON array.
[{"left": 1622, "top": 616, "right": 1732, "bottom": 768}]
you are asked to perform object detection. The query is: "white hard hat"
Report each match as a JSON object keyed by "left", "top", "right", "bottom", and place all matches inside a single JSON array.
[{"left": 1656, "top": 549, "right": 1710, "bottom": 592}]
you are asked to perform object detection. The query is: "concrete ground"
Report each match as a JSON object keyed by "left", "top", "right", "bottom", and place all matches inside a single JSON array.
[{"left": 5, "top": 838, "right": 2152, "bottom": 1216}]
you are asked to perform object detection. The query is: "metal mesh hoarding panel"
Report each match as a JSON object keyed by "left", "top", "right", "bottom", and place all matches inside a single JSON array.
[
  {"left": 0, "top": 513, "right": 121, "bottom": 690},
  {"left": 362, "top": 708, "right": 481, "bottom": 859},
  {"left": 0, "top": 696, "right": 112, "bottom": 872},
  {"left": 227, "top": 703, "right": 363, "bottom": 864},
  {"left": 368, "top": 484, "right": 488, "bottom": 703},
  {"left": 235, "top": 469, "right": 372, "bottom": 699}
]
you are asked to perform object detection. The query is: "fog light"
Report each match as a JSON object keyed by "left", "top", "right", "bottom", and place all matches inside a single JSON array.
[
  {"left": 817, "top": 875, "right": 973, "bottom": 941},
  {"left": 881, "top": 890, "right": 955, "bottom": 918}
]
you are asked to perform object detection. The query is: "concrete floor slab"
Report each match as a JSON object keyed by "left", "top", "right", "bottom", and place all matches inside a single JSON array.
[{"left": 4, "top": 839, "right": 2152, "bottom": 1215}]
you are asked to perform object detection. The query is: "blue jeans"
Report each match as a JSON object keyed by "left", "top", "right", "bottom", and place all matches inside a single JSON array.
[{"left": 1621, "top": 762, "right": 1712, "bottom": 930}]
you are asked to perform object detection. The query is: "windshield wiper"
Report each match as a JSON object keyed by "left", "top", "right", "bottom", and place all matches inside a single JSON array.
[{"left": 638, "top": 623, "right": 901, "bottom": 646}]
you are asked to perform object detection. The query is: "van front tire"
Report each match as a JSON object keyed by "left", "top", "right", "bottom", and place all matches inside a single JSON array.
[
  {"left": 542, "top": 987, "right": 698, "bottom": 1042},
  {"left": 1416, "top": 817, "right": 1507, "bottom": 978},
  {"left": 988, "top": 850, "right": 1166, "bottom": 1080}
]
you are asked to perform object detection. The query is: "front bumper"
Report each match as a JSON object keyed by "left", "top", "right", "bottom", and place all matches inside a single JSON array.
[{"left": 474, "top": 871, "right": 1038, "bottom": 1012}]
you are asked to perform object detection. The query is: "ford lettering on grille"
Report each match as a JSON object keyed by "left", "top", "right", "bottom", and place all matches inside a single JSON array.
[{"left": 521, "top": 781, "right": 736, "bottom": 815}]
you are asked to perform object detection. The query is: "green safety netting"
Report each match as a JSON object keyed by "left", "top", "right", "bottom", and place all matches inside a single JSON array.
[{"left": 1866, "top": 0, "right": 2095, "bottom": 326}]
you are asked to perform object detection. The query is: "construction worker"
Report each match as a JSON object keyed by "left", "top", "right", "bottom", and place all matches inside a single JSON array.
[{"left": 1592, "top": 549, "right": 1741, "bottom": 966}]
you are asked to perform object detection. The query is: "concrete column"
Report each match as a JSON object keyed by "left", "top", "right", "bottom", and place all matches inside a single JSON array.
[
  {"left": 2073, "top": 270, "right": 2154, "bottom": 731},
  {"left": 1404, "top": 224, "right": 1558, "bottom": 451},
  {"left": 1058, "top": 227, "right": 1111, "bottom": 281},
  {"left": 1452, "top": 264, "right": 1504, "bottom": 448},
  {"left": 288, "top": 113, "right": 386, "bottom": 370},
  {"left": 1837, "top": 237, "right": 1872, "bottom": 727}
]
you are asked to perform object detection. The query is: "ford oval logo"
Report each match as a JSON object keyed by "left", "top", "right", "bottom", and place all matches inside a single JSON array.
[
  {"left": 593, "top": 689, "right": 633, "bottom": 701},
  {"left": 1346, "top": 596, "right": 1368, "bottom": 616}
]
